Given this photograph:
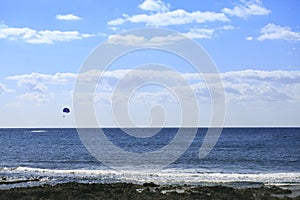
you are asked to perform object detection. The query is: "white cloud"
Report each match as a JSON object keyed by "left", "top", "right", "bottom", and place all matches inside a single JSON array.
[
  {"left": 0, "top": 84, "right": 5, "bottom": 94},
  {"left": 222, "top": 0, "right": 271, "bottom": 18},
  {"left": 96, "top": 32, "right": 107, "bottom": 37},
  {"left": 91, "top": 69, "right": 300, "bottom": 104},
  {"left": 0, "top": 24, "right": 94, "bottom": 44},
  {"left": 107, "top": 25, "right": 233, "bottom": 45},
  {"left": 220, "top": 25, "right": 234, "bottom": 30},
  {"left": 257, "top": 23, "right": 300, "bottom": 42},
  {"left": 7, "top": 72, "right": 76, "bottom": 86},
  {"left": 182, "top": 25, "right": 234, "bottom": 39},
  {"left": 138, "top": 0, "right": 170, "bottom": 12},
  {"left": 106, "top": 34, "right": 185, "bottom": 46},
  {"left": 0, "top": 83, "right": 13, "bottom": 94},
  {"left": 220, "top": 70, "right": 300, "bottom": 84},
  {"left": 130, "top": 90, "right": 177, "bottom": 104},
  {"left": 185, "top": 70, "right": 300, "bottom": 103},
  {"left": 18, "top": 92, "right": 48, "bottom": 104},
  {"left": 7, "top": 69, "right": 300, "bottom": 104},
  {"left": 108, "top": 9, "right": 229, "bottom": 27},
  {"left": 107, "top": 17, "right": 126, "bottom": 26},
  {"left": 183, "top": 28, "right": 214, "bottom": 39},
  {"left": 97, "top": 69, "right": 188, "bottom": 91},
  {"left": 107, "top": 34, "right": 146, "bottom": 46},
  {"left": 56, "top": 14, "right": 82, "bottom": 21},
  {"left": 246, "top": 36, "right": 253, "bottom": 40},
  {"left": 220, "top": 70, "right": 300, "bottom": 102},
  {"left": 6, "top": 72, "right": 77, "bottom": 103},
  {"left": 86, "top": 69, "right": 300, "bottom": 104}
]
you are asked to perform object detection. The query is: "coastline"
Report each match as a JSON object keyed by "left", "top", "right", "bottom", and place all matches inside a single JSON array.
[
  {"left": 0, "top": 182, "right": 299, "bottom": 200},
  {"left": 1, "top": 128, "right": 299, "bottom": 199}
]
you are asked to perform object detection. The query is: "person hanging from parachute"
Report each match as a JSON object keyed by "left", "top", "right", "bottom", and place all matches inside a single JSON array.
[{"left": 62, "top": 107, "right": 70, "bottom": 118}]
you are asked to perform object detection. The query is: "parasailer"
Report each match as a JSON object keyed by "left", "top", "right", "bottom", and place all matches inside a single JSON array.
[{"left": 62, "top": 107, "right": 70, "bottom": 117}]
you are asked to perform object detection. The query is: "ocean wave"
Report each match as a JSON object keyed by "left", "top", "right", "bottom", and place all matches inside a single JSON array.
[
  {"left": 1, "top": 166, "right": 299, "bottom": 186},
  {"left": 30, "top": 130, "right": 47, "bottom": 133}
]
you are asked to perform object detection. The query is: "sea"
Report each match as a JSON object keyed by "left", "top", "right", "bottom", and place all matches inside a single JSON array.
[{"left": 0, "top": 128, "right": 299, "bottom": 190}]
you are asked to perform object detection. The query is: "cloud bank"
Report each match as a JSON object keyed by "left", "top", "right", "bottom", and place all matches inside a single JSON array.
[
  {"left": 6, "top": 70, "right": 300, "bottom": 105},
  {"left": 108, "top": 0, "right": 229, "bottom": 27},
  {"left": 107, "top": 0, "right": 270, "bottom": 40},
  {"left": 0, "top": 24, "right": 94, "bottom": 44},
  {"left": 108, "top": 10, "right": 229, "bottom": 27},
  {"left": 106, "top": 34, "right": 185, "bottom": 46},
  {"left": 7, "top": 72, "right": 76, "bottom": 103},
  {"left": 108, "top": 0, "right": 270, "bottom": 28}
]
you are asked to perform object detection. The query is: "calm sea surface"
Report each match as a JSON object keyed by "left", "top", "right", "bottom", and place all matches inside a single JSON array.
[{"left": 0, "top": 128, "right": 299, "bottom": 189}]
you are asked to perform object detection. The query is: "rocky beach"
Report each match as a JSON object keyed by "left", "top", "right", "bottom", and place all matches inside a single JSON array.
[{"left": 0, "top": 182, "right": 299, "bottom": 200}]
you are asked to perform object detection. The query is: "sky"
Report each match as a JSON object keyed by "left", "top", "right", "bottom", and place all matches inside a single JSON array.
[{"left": 0, "top": 0, "right": 300, "bottom": 127}]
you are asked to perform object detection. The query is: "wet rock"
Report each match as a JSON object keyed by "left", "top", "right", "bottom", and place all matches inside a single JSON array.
[{"left": 0, "top": 182, "right": 296, "bottom": 200}]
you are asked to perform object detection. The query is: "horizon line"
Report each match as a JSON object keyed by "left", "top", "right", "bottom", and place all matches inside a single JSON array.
[{"left": 1, "top": 126, "right": 299, "bottom": 129}]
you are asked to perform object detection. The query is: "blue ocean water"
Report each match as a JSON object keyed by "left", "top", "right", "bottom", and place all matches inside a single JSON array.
[{"left": 0, "top": 128, "right": 299, "bottom": 188}]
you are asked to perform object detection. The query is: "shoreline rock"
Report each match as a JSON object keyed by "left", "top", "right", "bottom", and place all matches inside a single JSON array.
[{"left": 0, "top": 182, "right": 296, "bottom": 200}]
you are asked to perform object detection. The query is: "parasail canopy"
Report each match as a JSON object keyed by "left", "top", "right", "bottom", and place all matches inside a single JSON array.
[{"left": 63, "top": 107, "right": 70, "bottom": 113}]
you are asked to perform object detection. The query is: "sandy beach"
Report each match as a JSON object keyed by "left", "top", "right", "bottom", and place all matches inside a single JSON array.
[{"left": 0, "top": 182, "right": 298, "bottom": 200}]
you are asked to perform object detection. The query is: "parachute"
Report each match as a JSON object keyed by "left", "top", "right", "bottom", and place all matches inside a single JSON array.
[
  {"left": 63, "top": 107, "right": 70, "bottom": 113},
  {"left": 62, "top": 107, "right": 70, "bottom": 117}
]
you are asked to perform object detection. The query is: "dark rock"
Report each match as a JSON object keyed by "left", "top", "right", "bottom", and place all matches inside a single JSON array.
[
  {"left": 0, "top": 182, "right": 296, "bottom": 200},
  {"left": 143, "top": 182, "right": 158, "bottom": 187}
]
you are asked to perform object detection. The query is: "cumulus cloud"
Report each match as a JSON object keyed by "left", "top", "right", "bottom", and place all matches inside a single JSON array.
[
  {"left": 18, "top": 92, "right": 48, "bottom": 104},
  {"left": 6, "top": 69, "right": 300, "bottom": 104},
  {"left": 0, "top": 84, "right": 5, "bottom": 94},
  {"left": 222, "top": 0, "right": 271, "bottom": 18},
  {"left": 182, "top": 25, "right": 234, "bottom": 39},
  {"left": 257, "top": 23, "right": 300, "bottom": 42},
  {"left": 91, "top": 69, "right": 300, "bottom": 104},
  {"left": 0, "top": 83, "right": 13, "bottom": 94},
  {"left": 108, "top": 0, "right": 254, "bottom": 41},
  {"left": 183, "top": 28, "right": 214, "bottom": 39},
  {"left": 56, "top": 14, "right": 82, "bottom": 21},
  {"left": 0, "top": 24, "right": 94, "bottom": 44},
  {"left": 106, "top": 34, "right": 185, "bottom": 46},
  {"left": 7, "top": 72, "right": 76, "bottom": 86},
  {"left": 6, "top": 72, "right": 77, "bottom": 103},
  {"left": 82, "top": 69, "right": 300, "bottom": 104},
  {"left": 220, "top": 25, "right": 234, "bottom": 30},
  {"left": 108, "top": 8, "right": 229, "bottom": 27},
  {"left": 219, "top": 70, "right": 300, "bottom": 102},
  {"left": 220, "top": 70, "right": 300, "bottom": 84},
  {"left": 108, "top": 0, "right": 273, "bottom": 28},
  {"left": 130, "top": 90, "right": 177, "bottom": 104},
  {"left": 138, "top": 0, "right": 170, "bottom": 12}
]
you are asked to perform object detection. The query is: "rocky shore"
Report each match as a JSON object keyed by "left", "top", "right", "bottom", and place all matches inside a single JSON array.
[{"left": 0, "top": 182, "right": 298, "bottom": 200}]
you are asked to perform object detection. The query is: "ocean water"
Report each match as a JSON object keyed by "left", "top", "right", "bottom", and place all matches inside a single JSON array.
[{"left": 0, "top": 128, "right": 299, "bottom": 189}]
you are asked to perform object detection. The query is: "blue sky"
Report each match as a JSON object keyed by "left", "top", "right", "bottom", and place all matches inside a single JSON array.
[{"left": 0, "top": 0, "right": 299, "bottom": 127}]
